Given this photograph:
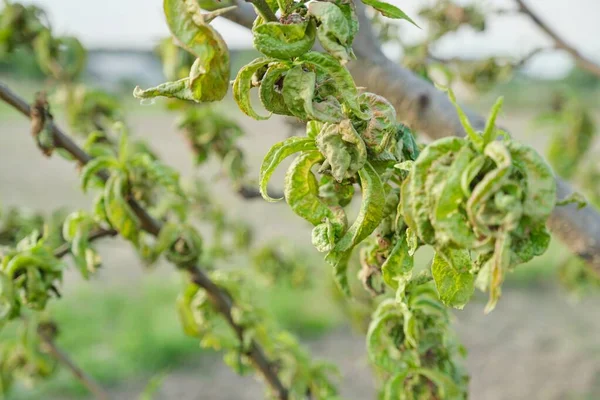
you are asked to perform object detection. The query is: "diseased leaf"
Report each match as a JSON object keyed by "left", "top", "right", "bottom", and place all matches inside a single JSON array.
[
  {"left": 260, "top": 136, "right": 317, "bottom": 202},
  {"left": 282, "top": 65, "right": 344, "bottom": 123},
  {"left": 253, "top": 18, "right": 316, "bottom": 59},
  {"left": 233, "top": 57, "right": 273, "bottom": 120},
  {"left": 381, "top": 235, "right": 413, "bottom": 293},
  {"left": 408, "top": 137, "right": 465, "bottom": 244},
  {"left": 103, "top": 172, "right": 140, "bottom": 244},
  {"left": 326, "top": 163, "right": 385, "bottom": 295},
  {"left": 259, "top": 64, "right": 293, "bottom": 116},
  {"left": 431, "top": 249, "right": 474, "bottom": 309},
  {"left": 358, "top": 92, "right": 397, "bottom": 153},
  {"left": 298, "top": 51, "right": 369, "bottom": 119},
  {"left": 316, "top": 120, "right": 367, "bottom": 182},
  {"left": 432, "top": 145, "right": 477, "bottom": 248},
  {"left": 80, "top": 156, "right": 118, "bottom": 192},
  {"left": 284, "top": 150, "right": 337, "bottom": 226},
  {"left": 177, "top": 284, "right": 201, "bottom": 337},
  {"left": 308, "top": 2, "right": 355, "bottom": 63},
  {"left": 133, "top": 0, "right": 232, "bottom": 102},
  {"left": 507, "top": 140, "right": 556, "bottom": 220}
]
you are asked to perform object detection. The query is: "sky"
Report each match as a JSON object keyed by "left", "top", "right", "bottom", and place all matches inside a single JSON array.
[{"left": 21, "top": 0, "right": 600, "bottom": 78}]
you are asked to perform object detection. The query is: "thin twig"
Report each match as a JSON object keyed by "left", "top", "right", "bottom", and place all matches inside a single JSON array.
[
  {"left": 515, "top": 0, "right": 600, "bottom": 77},
  {"left": 0, "top": 82, "right": 289, "bottom": 400},
  {"left": 53, "top": 228, "right": 118, "bottom": 258},
  {"left": 37, "top": 324, "right": 110, "bottom": 400}
]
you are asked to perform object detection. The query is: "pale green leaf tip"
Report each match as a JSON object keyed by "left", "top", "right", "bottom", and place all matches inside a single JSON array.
[{"left": 133, "top": 86, "right": 148, "bottom": 99}]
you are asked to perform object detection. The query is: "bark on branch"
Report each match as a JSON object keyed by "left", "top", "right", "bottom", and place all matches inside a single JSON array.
[
  {"left": 223, "top": 2, "right": 600, "bottom": 275},
  {"left": 0, "top": 82, "right": 290, "bottom": 400}
]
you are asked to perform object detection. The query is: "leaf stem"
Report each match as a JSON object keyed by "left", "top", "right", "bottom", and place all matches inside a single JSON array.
[
  {"left": 246, "top": 0, "right": 278, "bottom": 22},
  {"left": 0, "top": 81, "right": 290, "bottom": 400}
]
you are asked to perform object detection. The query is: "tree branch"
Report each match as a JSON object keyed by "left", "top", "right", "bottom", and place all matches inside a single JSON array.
[
  {"left": 515, "top": 0, "right": 600, "bottom": 78},
  {"left": 37, "top": 324, "right": 110, "bottom": 400},
  {"left": 0, "top": 82, "right": 290, "bottom": 400},
  {"left": 219, "top": 2, "right": 600, "bottom": 275},
  {"left": 53, "top": 228, "right": 118, "bottom": 258}
]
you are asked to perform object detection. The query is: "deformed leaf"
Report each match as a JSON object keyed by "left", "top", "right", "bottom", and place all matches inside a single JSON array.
[
  {"left": 103, "top": 172, "right": 140, "bottom": 244},
  {"left": 133, "top": 0, "right": 232, "bottom": 102},
  {"left": 282, "top": 65, "right": 343, "bottom": 123},
  {"left": 284, "top": 150, "right": 337, "bottom": 226},
  {"left": 507, "top": 140, "right": 556, "bottom": 220},
  {"left": 431, "top": 249, "right": 474, "bottom": 309},
  {"left": 308, "top": 2, "right": 355, "bottom": 63},
  {"left": 316, "top": 120, "right": 367, "bottom": 182},
  {"left": 253, "top": 18, "right": 316, "bottom": 59},
  {"left": 259, "top": 64, "right": 293, "bottom": 116},
  {"left": 358, "top": 92, "right": 397, "bottom": 153},
  {"left": 298, "top": 51, "right": 369, "bottom": 119},
  {"left": 381, "top": 235, "right": 413, "bottom": 293},
  {"left": 233, "top": 57, "right": 273, "bottom": 120},
  {"left": 326, "top": 163, "right": 385, "bottom": 295},
  {"left": 260, "top": 136, "right": 317, "bottom": 202}
]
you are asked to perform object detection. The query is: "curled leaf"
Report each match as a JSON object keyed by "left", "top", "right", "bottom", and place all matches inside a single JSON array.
[
  {"left": 282, "top": 65, "right": 344, "bottom": 123},
  {"left": 253, "top": 18, "right": 316, "bottom": 59},
  {"left": 431, "top": 249, "right": 475, "bottom": 309},
  {"left": 260, "top": 136, "right": 317, "bottom": 202},
  {"left": 381, "top": 235, "right": 413, "bottom": 294},
  {"left": 316, "top": 120, "right": 367, "bottom": 182},
  {"left": 298, "top": 51, "right": 369, "bottom": 119},
  {"left": 308, "top": 2, "right": 355, "bottom": 63},
  {"left": 284, "top": 150, "right": 339, "bottom": 226},
  {"left": 358, "top": 92, "right": 397, "bottom": 153},
  {"left": 259, "top": 64, "right": 293, "bottom": 116},
  {"left": 133, "top": 0, "right": 232, "bottom": 102},
  {"left": 233, "top": 57, "right": 273, "bottom": 120},
  {"left": 326, "top": 163, "right": 385, "bottom": 294}
]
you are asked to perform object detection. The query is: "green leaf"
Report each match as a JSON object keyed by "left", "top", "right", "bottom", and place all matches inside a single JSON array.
[
  {"left": 103, "top": 173, "right": 140, "bottom": 244},
  {"left": 381, "top": 235, "right": 413, "bottom": 293},
  {"left": 326, "top": 163, "right": 385, "bottom": 295},
  {"left": 297, "top": 51, "right": 369, "bottom": 119},
  {"left": 466, "top": 141, "right": 512, "bottom": 236},
  {"left": 308, "top": 2, "right": 355, "bottom": 63},
  {"left": 260, "top": 136, "right": 317, "bottom": 202},
  {"left": 233, "top": 57, "right": 273, "bottom": 120},
  {"left": 134, "top": 0, "right": 232, "bottom": 102},
  {"left": 407, "top": 137, "right": 465, "bottom": 244},
  {"left": 361, "top": 0, "right": 419, "bottom": 26},
  {"left": 432, "top": 145, "right": 477, "bottom": 248},
  {"left": 316, "top": 120, "right": 367, "bottom": 182},
  {"left": 177, "top": 284, "right": 201, "bottom": 337},
  {"left": 358, "top": 92, "right": 397, "bottom": 153},
  {"left": 441, "top": 86, "right": 484, "bottom": 150},
  {"left": 259, "top": 64, "right": 293, "bottom": 116},
  {"left": 482, "top": 96, "right": 504, "bottom": 145},
  {"left": 412, "top": 367, "right": 462, "bottom": 398},
  {"left": 252, "top": 19, "right": 316, "bottom": 59},
  {"left": 284, "top": 150, "right": 338, "bottom": 226},
  {"left": 507, "top": 140, "right": 556, "bottom": 220},
  {"left": 80, "top": 157, "right": 118, "bottom": 192},
  {"left": 431, "top": 249, "right": 475, "bottom": 309},
  {"left": 282, "top": 65, "right": 344, "bottom": 123},
  {"left": 282, "top": 65, "right": 316, "bottom": 120}
]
